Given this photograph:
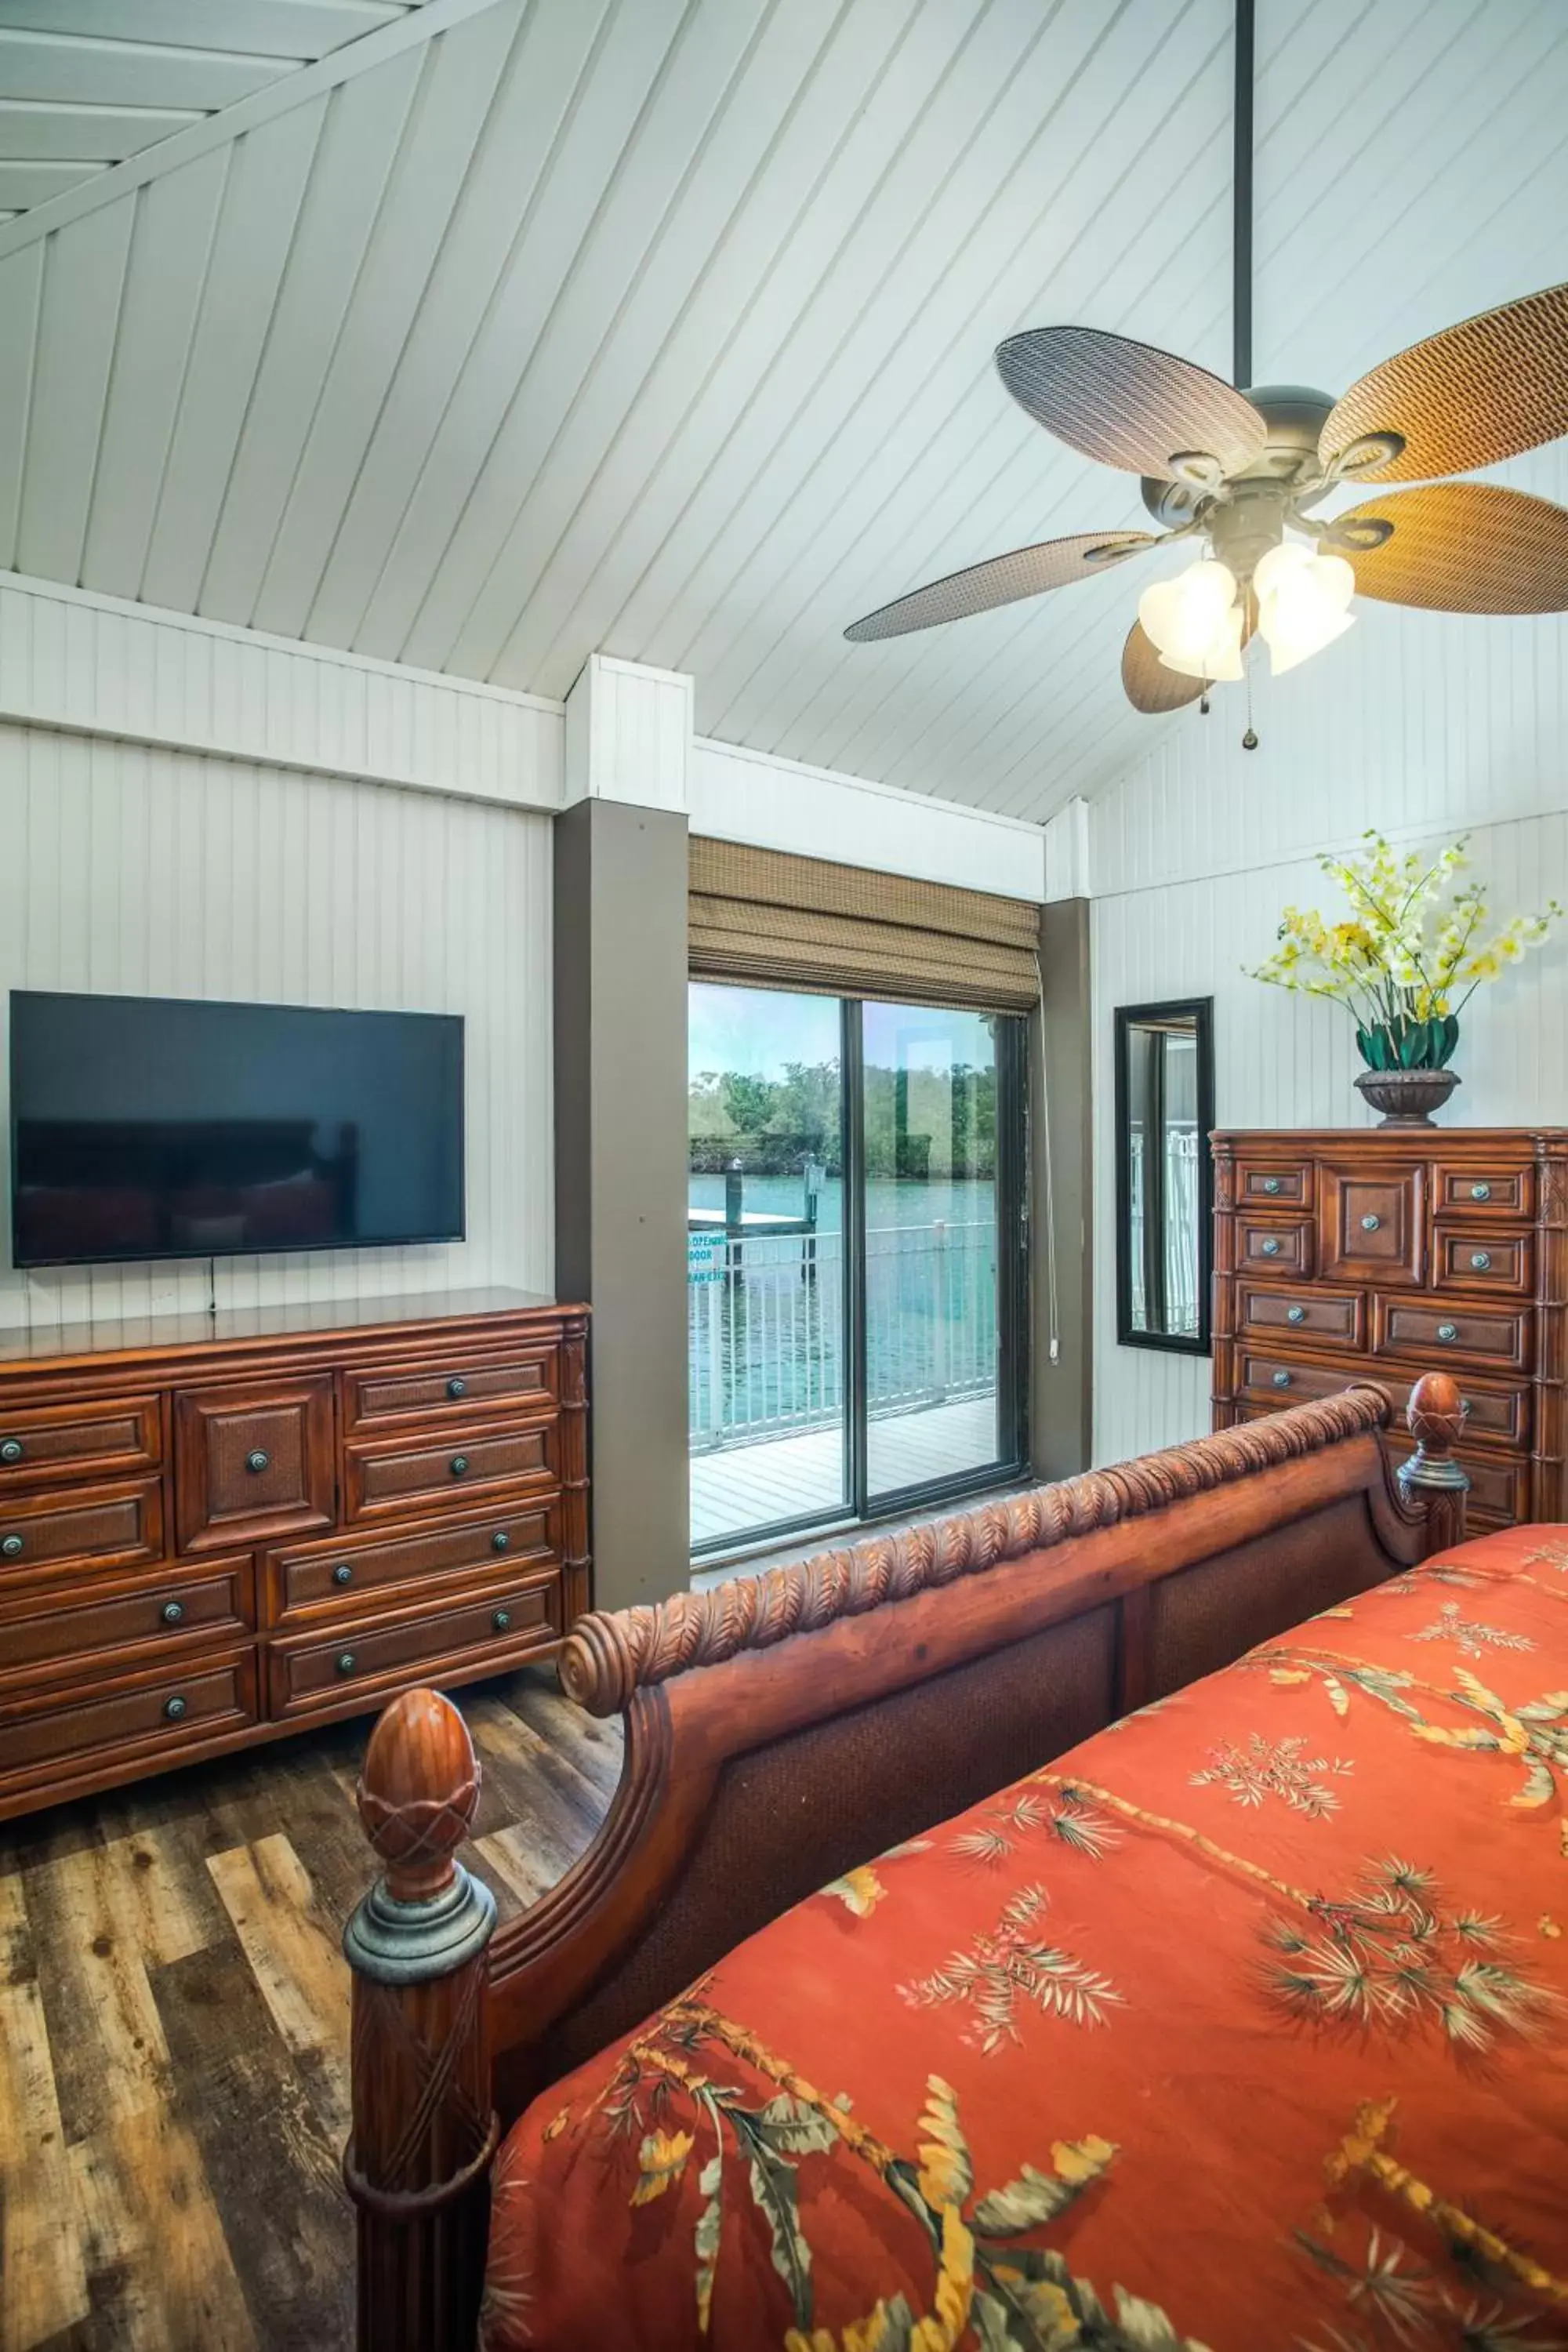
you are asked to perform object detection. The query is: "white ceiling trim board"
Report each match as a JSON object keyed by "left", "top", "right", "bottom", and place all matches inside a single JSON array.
[{"left": 0, "top": 0, "right": 501, "bottom": 263}]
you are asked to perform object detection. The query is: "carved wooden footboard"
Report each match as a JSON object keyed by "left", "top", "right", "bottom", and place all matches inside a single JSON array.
[{"left": 343, "top": 1374, "right": 1468, "bottom": 2352}]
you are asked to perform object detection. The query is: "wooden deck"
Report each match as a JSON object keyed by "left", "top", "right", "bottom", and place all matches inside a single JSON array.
[{"left": 690, "top": 1392, "right": 1000, "bottom": 1551}]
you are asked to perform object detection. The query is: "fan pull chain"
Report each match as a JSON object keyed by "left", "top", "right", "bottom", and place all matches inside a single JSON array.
[{"left": 1242, "top": 640, "right": 1258, "bottom": 750}]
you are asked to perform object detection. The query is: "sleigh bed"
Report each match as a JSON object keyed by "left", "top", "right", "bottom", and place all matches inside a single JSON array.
[{"left": 340, "top": 1374, "right": 1568, "bottom": 2350}]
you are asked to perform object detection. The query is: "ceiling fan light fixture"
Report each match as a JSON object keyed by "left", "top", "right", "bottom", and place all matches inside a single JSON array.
[
  {"left": 1254, "top": 541, "right": 1356, "bottom": 675},
  {"left": 1138, "top": 557, "right": 1241, "bottom": 677}
]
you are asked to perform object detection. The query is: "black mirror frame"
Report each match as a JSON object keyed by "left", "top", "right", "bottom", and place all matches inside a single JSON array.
[{"left": 1113, "top": 996, "right": 1214, "bottom": 1356}]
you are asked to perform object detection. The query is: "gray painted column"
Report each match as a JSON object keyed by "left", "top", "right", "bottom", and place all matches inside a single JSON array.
[
  {"left": 555, "top": 659, "right": 693, "bottom": 1611},
  {"left": 1030, "top": 896, "right": 1093, "bottom": 1481}
]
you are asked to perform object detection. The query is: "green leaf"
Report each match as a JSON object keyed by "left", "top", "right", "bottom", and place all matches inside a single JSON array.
[
  {"left": 731, "top": 2117, "right": 813, "bottom": 2328},
  {"left": 755, "top": 2093, "right": 840, "bottom": 2158},
  {"left": 973, "top": 2137, "right": 1116, "bottom": 2239},
  {"left": 694, "top": 2152, "right": 723, "bottom": 2336}
]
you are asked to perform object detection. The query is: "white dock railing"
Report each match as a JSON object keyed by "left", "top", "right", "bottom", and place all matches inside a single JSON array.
[{"left": 688, "top": 1218, "right": 997, "bottom": 1453}]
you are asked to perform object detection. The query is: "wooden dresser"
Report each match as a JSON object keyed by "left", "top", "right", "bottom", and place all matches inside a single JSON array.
[
  {"left": 1211, "top": 1129, "right": 1568, "bottom": 1530},
  {"left": 0, "top": 1289, "right": 589, "bottom": 1822}
]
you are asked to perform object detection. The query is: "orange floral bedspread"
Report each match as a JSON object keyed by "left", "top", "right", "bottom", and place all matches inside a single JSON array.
[{"left": 482, "top": 1526, "right": 1568, "bottom": 2350}]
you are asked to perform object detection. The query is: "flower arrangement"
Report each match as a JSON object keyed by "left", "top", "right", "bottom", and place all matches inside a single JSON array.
[{"left": 1249, "top": 831, "right": 1561, "bottom": 1074}]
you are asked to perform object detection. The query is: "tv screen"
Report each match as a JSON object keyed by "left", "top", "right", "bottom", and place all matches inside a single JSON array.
[{"left": 9, "top": 992, "right": 464, "bottom": 1268}]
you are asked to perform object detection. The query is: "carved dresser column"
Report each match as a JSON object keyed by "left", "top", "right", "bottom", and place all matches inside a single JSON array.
[
  {"left": 1396, "top": 1371, "right": 1469, "bottom": 1555},
  {"left": 557, "top": 1310, "right": 593, "bottom": 1623},
  {"left": 344, "top": 1689, "right": 499, "bottom": 2352}
]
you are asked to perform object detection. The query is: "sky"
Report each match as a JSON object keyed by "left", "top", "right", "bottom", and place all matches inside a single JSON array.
[{"left": 689, "top": 982, "right": 995, "bottom": 1082}]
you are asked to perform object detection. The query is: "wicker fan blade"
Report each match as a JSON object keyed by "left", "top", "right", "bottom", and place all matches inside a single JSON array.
[
  {"left": 1323, "top": 481, "right": 1568, "bottom": 612},
  {"left": 844, "top": 529, "right": 1157, "bottom": 642},
  {"left": 1122, "top": 620, "right": 1207, "bottom": 713},
  {"left": 996, "top": 327, "right": 1268, "bottom": 481},
  {"left": 1320, "top": 281, "right": 1568, "bottom": 484}
]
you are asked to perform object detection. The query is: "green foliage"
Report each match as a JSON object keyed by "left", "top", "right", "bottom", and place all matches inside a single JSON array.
[{"left": 688, "top": 1058, "right": 998, "bottom": 1178}]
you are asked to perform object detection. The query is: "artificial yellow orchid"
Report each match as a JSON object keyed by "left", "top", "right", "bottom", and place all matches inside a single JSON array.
[{"left": 1249, "top": 829, "right": 1560, "bottom": 1073}]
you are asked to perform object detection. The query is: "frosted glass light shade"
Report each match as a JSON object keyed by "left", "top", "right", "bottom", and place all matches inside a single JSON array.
[
  {"left": 1138, "top": 557, "right": 1241, "bottom": 680},
  {"left": 1157, "top": 601, "right": 1246, "bottom": 681},
  {"left": 1255, "top": 541, "right": 1356, "bottom": 676}
]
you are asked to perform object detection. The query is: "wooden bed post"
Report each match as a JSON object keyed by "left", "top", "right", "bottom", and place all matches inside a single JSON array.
[
  {"left": 343, "top": 1689, "right": 499, "bottom": 2352},
  {"left": 1396, "top": 1370, "right": 1469, "bottom": 1553}
]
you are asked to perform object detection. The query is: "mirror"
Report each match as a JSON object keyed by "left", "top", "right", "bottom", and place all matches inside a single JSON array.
[{"left": 1114, "top": 998, "right": 1214, "bottom": 1353}]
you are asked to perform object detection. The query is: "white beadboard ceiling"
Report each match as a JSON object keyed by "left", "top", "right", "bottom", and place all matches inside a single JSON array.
[
  {"left": 0, "top": 1, "right": 430, "bottom": 223},
  {"left": 0, "top": 0, "right": 1563, "bottom": 824}
]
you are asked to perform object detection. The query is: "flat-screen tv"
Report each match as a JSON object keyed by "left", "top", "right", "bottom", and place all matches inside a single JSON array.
[{"left": 9, "top": 991, "right": 464, "bottom": 1269}]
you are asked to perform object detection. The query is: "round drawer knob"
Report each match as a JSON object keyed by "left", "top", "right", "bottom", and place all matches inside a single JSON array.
[
  {"left": 0, "top": 1439, "right": 22, "bottom": 1465},
  {"left": 163, "top": 1694, "right": 187, "bottom": 1722},
  {"left": 1261, "top": 1177, "right": 1282, "bottom": 1196},
  {"left": 1470, "top": 1250, "right": 1491, "bottom": 1272},
  {"left": 1, "top": 1534, "right": 22, "bottom": 1559},
  {"left": 161, "top": 1600, "right": 184, "bottom": 1625},
  {"left": 1461, "top": 1396, "right": 1473, "bottom": 1414},
  {"left": 336, "top": 1652, "right": 357, "bottom": 1677},
  {"left": 1360, "top": 1213, "right": 1381, "bottom": 1232},
  {"left": 449, "top": 1454, "right": 470, "bottom": 1478},
  {"left": 1437, "top": 1323, "right": 1459, "bottom": 1343},
  {"left": 245, "top": 1449, "right": 270, "bottom": 1474},
  {"left": 491, "top": 1530, "right": 510, "bottom": 1553},
  {"left": 492, "top": 1607, "right": 512, "bottom": 1633},
  {"left": 1272, "top": 1370, "right": 1292, "bottom": 1388},
  {"left": 1287, "top": 1305, "right": 1306, "bottom": 1325},
  {"left": 332, "top": 1563, "right": 354, "bottom": 1587},
  {"left": 1260, "top": 1237, "right": 1281, "bottom": 1258},
  {"left": 447, "top": 1376, "right": 467, "bottom": 1400},
  {"left": 1471, "top": 1181, "right": 1491, "bottom": 1201}
]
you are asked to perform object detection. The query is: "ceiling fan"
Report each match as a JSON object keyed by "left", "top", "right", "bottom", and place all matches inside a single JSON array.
[{"left": 844, "top": 6, "right": 1568, "bottom": 731}]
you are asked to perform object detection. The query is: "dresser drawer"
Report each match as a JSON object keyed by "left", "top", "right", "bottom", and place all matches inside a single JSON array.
[
  {"left": 1452, "top": 1375, "right": 1533, "bottom": 1448},
  {"left": 1238, "top": 1282, "right": 1363, "bottom": 1351},
  {"left": 0, "top": 1476, "right": 164, "bottom": 1584},
  {"left": 1236, "top": 1217, "right": 1315, "bottom": 1277},
  {"left": 1435, "top": 1163, "right": 1534, "bottom": 1220},
  {"left": 343, "top": 1420, "right": 557, "bottom": 1526},
  {"left": 0, "top": 1559, "right": 252, "bottom": 1686},
  {"left": 267, "top": 1577, "right": 561, "bottom": 1718},
  {"left": 1239, "top": 1353, "right": 1359, "bottom": 1409},
  {"left": 1434, "top": 1227, "right": 1534, "bottom": 1298},
  {"left": 0, "top": 1393, "right": 162, "bottom": 1493},
  {"left": 0, "top": 1649, "right": 257, "bottom": 1788},
  {"left": 1237, "top": 1159, "right": 1314, "bottom": 1210},
  {"left": 1372, "top": 1294, "right": 1531, "bottom": 1374},
  {"left": 1319, "top": 1162, "right": 1425, "bottom": 1287},
  {"left": 1383, "top": 1430, "right": 1528, "bottom": 1530},
  {"left": 264, "top": 1500, "right": 560, "bottom": 1624},
  {"left": 174, "top": 1375, "right": 336, "bottom": 1553},
  {"left": 343, "top": 1347, "right": 558, "bottom": 1433}
]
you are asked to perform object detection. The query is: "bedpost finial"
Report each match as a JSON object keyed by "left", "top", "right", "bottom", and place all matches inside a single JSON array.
[
  {"left": 357, "top": 1686, "right": 481, "bottom": 1904},
  {"left": 1407, "top": 1370, "right": 1466, "bottom": 1461},
  {"left": 1398, "top": 1370, "right": 1468, "bottom": 1555}
]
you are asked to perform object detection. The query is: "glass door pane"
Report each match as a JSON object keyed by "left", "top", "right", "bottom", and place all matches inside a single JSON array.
[
  {"left": 861, "top": 1002, "right": 1009, "bottom": 1504},
  {"left": 688, "top": 983, "right": 846, "bottom": 1550}
]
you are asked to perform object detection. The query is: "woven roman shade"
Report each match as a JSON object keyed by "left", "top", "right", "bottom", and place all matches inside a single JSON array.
[{"left": 689, "top": 839, "right": 1040, "bottom": 1013}]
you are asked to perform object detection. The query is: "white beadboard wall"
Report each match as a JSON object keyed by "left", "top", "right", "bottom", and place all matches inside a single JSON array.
[
  {"left": 1090, "top": 485, "right": 1568, "bottom": 1465},
  {"left": 0, "top": 722, "right": 554, "bottom": 1333},
  {"left": 0, "top": 572, "right": 564, "bottom": 811},
  {"left": 689, "top": 735, "right": 1050, "bottom": 902}
]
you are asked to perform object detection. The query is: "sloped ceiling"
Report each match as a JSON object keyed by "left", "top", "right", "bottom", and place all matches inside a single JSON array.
[
  {"left": 0, "top": 0, "right": 430, "bottom": 220},
  {"left": 0, "top": 0, "right": 1563, "bottom": 824}
]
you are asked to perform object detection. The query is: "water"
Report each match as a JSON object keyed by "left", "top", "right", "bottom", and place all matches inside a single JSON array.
[
  {"left": 688, "top": 1173, "right": 997, "bottom": 1233},
  {"left": 687, "top": 1174, "right": 1000, "bottom": 1448}
]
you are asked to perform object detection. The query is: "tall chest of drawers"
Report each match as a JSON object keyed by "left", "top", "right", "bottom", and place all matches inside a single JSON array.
[
  {"left": 1211, "top": 1129, "right": 1568, "bottom": 1530},
  {"left": 0, "top": 1289, "right": 589, "bottom": 1822}
]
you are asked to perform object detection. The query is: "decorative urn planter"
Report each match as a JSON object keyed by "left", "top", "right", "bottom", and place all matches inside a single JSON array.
[{"left": 1353, "top": 1065, "right": 1461, "bottom": 1127}]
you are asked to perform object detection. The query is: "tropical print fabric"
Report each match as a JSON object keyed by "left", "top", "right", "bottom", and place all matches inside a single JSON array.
[{"left": 482, "top": 1526, "right": 1568, "bottom": 2350}]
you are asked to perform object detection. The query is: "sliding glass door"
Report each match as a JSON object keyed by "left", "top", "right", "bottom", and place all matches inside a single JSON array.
[{"left": 688, "top": 982, "right": 1025, "bottom": 1555}]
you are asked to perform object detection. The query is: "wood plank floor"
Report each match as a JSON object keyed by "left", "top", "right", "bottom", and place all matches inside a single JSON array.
[{"left": 0, "top": 1668, "right": 619, "bottom": 2352}]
